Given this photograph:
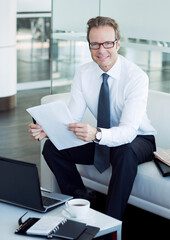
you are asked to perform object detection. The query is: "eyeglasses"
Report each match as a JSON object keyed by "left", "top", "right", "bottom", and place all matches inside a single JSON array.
[{"left": 89, "top": 40, "right": 118, "bottom": 50}]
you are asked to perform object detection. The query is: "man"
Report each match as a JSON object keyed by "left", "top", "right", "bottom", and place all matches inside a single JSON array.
[{"left": 29, "top": 16, "right": 156, "bottom": 225}]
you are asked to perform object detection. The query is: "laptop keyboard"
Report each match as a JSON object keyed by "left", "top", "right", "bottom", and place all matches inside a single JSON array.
[{"left": 42, "top": 196, "right": 60, "bottom": 206}]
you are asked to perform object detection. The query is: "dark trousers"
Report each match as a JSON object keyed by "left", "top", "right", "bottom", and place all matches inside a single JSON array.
[{"left": 42, "top": 135, "right": 156, "bottom": 221}]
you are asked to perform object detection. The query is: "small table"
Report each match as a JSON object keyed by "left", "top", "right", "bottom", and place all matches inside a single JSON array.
[{"left": 0, "top": 202, "right": 122, "bottom": 239}]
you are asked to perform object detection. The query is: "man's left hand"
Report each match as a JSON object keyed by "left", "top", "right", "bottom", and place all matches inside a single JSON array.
[{"left": 68, "top": 123, "right": 97, "bottom": 142}]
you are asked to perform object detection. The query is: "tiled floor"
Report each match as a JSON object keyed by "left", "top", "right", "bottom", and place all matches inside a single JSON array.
[{"left": 0, "top": 88, "right": 50, "bottom": 176}]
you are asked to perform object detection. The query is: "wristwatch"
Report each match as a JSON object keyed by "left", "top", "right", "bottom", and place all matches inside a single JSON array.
[{"left": 94, "top": 127, "right": 102, "bottom": 143}]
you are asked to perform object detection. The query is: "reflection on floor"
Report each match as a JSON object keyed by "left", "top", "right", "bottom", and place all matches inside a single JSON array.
[{"left": 0, "top": 88, "right": 50, "bottom": 176}]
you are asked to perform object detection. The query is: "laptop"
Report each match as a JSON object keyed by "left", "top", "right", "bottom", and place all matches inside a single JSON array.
[{"left": 0, "top": 156, "right": 72, "bottom": 212}]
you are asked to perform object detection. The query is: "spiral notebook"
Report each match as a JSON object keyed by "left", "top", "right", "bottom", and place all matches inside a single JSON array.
[{"left": 15, "top": 213, "right": 100, "bottom": 240}]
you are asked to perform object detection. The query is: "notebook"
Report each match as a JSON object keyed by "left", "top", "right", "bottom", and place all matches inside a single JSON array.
[
  {"left": 154, "top": 148, "right": 170, "bottom": 167},
  {"left": 154, "top": 158, "right": 170, "bottom": 177},
  {"left": 15, "top": 213, "right": 100, "bottom": 239},
  {"left": 0, "top": 156, "right": 72, "bottom": 212}
]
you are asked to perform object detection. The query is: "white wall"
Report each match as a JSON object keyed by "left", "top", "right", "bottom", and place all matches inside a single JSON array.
[
  {"left": 52, "top": 0, "right": 100, "bottom": 32},
  {"left": 17, "top": 0, "right": 51, "bottom": 12},
  {"left": 51, "top": 0, "right": 170, "bottom": 42},
  {"left": 0, "top": 0, "right": 16, "bottom": 98},
  {"left": 101, "top": 0, "right": 170, "bottom": 42}
]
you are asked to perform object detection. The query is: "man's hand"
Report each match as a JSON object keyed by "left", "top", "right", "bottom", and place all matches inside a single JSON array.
[
  {"left": 28, "top": 123, "right": 47, "bottom": 141},
  {"left": 68, "top": 123, "right": 97, "bottom": 142}
]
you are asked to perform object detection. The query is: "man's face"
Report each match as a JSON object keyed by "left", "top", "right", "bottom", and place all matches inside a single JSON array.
[{"left": 89, "top": 26, "right": 120, "bottom": 72}]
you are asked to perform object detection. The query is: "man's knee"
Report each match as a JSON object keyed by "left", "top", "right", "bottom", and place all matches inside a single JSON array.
[
  {"left": 110, "top": 143, "right": 138, "bottom": 168},
  {"left": 112, "top": 143, "right": 135, "bottom": 159}
]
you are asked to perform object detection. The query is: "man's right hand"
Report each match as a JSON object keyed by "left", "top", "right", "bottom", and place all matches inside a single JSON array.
[{"left": 28, "top": 123, "right": 47, "bottom": 141}]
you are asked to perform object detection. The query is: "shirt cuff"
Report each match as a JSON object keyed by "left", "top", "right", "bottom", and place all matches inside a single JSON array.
[{"left": 99, "top": 128, "right": 112, "bottom": 146}]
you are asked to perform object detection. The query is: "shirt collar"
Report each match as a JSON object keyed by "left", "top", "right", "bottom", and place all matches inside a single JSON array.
[
  {"left": 94, "top": 55, "right": 121, "bottom": 81},
  {"left": 106, "top": 55, "right": 121, "bottom": 80},
  {"left": 94, "top": 63, "right": 104, "bottom": 80}
]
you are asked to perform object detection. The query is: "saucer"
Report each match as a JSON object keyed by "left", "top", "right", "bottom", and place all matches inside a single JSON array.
[{"left": 62, "top": 208, "right": 95, "bottom": 221}]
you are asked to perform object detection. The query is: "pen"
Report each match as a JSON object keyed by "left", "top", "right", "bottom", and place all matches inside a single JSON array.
[
  {"left": 16, "top": 223, "right": 23, "bottom": 232},
  {"left": 32, "top": 117, "right": 36, "bottom": 124},
  {"left": 16, "top": 218, "right": 33, "bottom": 233},
  {"left": 16, "top": 211, "right": 28, "bottom": 232}
]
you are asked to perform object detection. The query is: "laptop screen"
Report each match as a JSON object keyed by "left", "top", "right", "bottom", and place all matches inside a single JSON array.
[{"left": 0, "top": 156, "right": 44, "bottom": 211}]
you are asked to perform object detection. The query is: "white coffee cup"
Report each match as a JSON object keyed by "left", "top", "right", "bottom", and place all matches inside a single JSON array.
[{"left": 65, "top": 198, "right": 90, "bottom": 218}]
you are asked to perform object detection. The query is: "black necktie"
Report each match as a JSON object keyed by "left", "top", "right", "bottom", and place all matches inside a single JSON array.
[{"left": 94, "top": 73, "right": 110, "bottom": 173}]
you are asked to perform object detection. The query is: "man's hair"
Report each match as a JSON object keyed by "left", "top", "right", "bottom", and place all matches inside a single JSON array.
[{"left": 87, "top": 16, "right": 120, "bottom": 42}]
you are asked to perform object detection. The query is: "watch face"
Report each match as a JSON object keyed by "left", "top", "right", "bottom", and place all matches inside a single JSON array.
[{"left": 96, "top": 131, "right": 102, "bottom": 140}]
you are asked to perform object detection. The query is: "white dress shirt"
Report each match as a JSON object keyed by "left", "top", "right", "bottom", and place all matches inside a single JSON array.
[{"left": 68, "top": 54, "right": 156, "bottom": 147}]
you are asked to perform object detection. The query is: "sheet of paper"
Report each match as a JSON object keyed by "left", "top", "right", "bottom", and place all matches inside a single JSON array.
[{"left": 26, "top": 100, "right": 88, "bottom": 150}]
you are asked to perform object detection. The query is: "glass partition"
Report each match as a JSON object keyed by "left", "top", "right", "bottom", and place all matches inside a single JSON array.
[
  {"left": 50, "top": 0, "right": 170, "bottom": 94},
  {"left": 17, "top": 16, "right": 51, "bottom": 87},
  {"left": 50, "top": 0, "right": 99, "bottom": 94},
  {"left": 50, "top": 33, "right": 91, "bottom": 94}
]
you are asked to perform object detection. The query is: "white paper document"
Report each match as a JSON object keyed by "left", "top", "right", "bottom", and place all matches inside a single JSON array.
[{"left": 26, "top": 100, "right": 88, "bottom": 150}]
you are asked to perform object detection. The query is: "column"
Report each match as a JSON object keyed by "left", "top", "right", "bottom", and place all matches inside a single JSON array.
[{"left": 0, "top": 0, "right": 17, "bottom": 111}]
